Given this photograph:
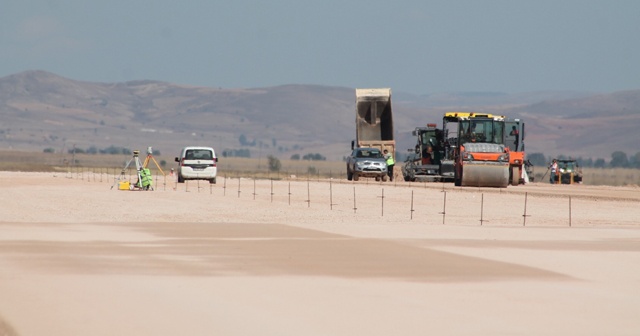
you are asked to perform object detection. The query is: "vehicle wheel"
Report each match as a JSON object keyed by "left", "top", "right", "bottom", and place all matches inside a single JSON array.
[
  {"left": 347, "top": 168, "right": 353, "bottom": 181},
  {"left": 209, "top": 178, "right": 216, "bottom": 184},
  {"left": 178, "top": 174, "right": 184, "bottom": 183},
  {"left": 404, "top": 175, "right": 410, "bottom": 182},
  {"left": 375, "top": 176, "right": 381, "bottom": 181},
  {"left": 382, "top": 175, "right": 388, "bottom": 182},
  {"left": 509, "top": 167, "right": 513, "bottom": 184},
  {"left": 353, "top": 173, "right": 359, "bottom": 181},
  {"left": 454, "top": 170, "right": 462, "bottom": 187},
  {"left": 510, "top": 167, "right": 519, "bottom": 186}
]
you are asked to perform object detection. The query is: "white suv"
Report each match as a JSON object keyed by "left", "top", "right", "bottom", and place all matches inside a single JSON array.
[{"left": 174, "top": 146, "right": 218, "bottom": 184}]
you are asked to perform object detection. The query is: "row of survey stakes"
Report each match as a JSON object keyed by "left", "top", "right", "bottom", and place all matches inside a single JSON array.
[{"left": 60, "top": 165, "right": 637, "bottom": 228}]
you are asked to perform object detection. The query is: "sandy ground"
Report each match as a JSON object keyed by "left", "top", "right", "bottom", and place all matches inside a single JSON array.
[{"left": 1, "top": 171, "right": 639, "bottom": 336}]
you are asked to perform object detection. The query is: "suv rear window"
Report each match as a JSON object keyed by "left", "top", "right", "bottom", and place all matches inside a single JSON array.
[{"left": 185, "top": 149, "right": 213, "bottom": 160}]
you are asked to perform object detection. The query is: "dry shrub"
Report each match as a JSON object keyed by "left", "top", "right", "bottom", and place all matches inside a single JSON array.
[{"left": 583, "top": 168, "right": 640, "bottom": 186}]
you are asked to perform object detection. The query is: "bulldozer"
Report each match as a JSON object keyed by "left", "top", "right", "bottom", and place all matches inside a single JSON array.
[{"left": 441, "top": 112, "right": 510, "bottom": 188}]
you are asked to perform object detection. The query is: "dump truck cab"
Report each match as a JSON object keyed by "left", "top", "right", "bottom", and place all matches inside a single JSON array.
[{"left": 442, "top": 112, "right": 510, "bottom": 188}]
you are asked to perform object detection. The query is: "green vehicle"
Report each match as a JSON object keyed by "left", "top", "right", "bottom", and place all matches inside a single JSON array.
[{"left": 554, "top": 159, "right": 583, "bottom": 184}]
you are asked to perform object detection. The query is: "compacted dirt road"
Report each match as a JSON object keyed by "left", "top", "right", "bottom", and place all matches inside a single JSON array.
[{"left": 1, "top": 172, "right": 639, "bottom": 335}]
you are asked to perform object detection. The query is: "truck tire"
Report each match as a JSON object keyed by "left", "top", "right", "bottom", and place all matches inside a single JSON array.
[
  {"left": 178, "top": 174, "right": 185, "bottom": 183},
  {"left": 353, "top": 173, "right": 359, "bottom": 181},
  {"left": 375, "top": 176, "right": 381, "bottom": 182},
  {"left": 454, "top": 170, "right": 462, "bottom": 187},
  {"left": 382, "top": 175, "right": 388, "bottom": 182},
  {"left": 347, "top": 168, "right": 353, "bottom": 181}
]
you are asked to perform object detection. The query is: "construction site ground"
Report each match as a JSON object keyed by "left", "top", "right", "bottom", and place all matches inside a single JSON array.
[{"left": 1, "top": 171, "right": 639, "bottom": 336}]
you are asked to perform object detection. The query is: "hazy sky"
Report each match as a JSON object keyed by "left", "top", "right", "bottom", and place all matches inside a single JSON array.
[{"left": 2, "top": 0, "right": 639, "bottom": 94}]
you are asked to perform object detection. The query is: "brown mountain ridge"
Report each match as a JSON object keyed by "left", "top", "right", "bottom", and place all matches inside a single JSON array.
[{"left": 1, "top": 70, "right": 638, "bottom": 161}]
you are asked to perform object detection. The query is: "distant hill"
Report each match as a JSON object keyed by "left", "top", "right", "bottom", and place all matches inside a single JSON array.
[
  {"left": 1, "top": 70, "right": 638, "bottom": 162},
  {"left": 498, "top": 91, "right": 640, "bottom": 160}
]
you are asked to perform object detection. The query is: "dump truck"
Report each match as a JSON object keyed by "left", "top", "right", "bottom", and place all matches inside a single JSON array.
[
  {"left": 442, "top": 112, "right": 510, "bottom": 188},
  {"left": 348, "top": 88, "right": 395, "bottom": 181},
  {"left": 353, "top": 88, "right": 395, "bottom": 159},
  {"left": 401, "top": 123, "right": 453, "bottom": 182}
]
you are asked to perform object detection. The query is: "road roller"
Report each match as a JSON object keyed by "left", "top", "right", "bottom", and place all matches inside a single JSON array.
[{"left": 442, "top": 112, "right": 510, "bottom": 188}]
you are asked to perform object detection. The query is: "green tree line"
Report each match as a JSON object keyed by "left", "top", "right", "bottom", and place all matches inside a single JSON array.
[{"left": 44, "top": 146, "right": 161, "bottom": 156}]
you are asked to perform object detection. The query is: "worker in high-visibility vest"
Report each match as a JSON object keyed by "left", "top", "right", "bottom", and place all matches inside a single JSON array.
[
  {"left": 383, "top": 149, "right": 395, "bottom": 182},
  {"left": 140, "top": 168, "right": 153, "bottom": 190}
]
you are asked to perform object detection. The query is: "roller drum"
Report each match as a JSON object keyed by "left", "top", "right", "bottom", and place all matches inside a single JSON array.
[{"left": 461, "top": 162, "right": 509, "bottom": 188}]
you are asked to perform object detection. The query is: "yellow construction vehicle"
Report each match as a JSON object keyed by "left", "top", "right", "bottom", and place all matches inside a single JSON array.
[
  {"left": 441, "top": 112, "right": 510, "bottom": 188},
  {"left": 554, "top": 159, "right": 583, "bottom": 184}
]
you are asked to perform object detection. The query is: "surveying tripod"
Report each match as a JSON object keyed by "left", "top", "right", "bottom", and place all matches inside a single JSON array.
[
  {"left": 111, "top": 147, "right": 167, "bottom": 190},
  {"left": 111, "top": 150, "right": 144, "bottom": 190},
  {"left": 142, "top": 147, "right": 166, "bottom": 177}
]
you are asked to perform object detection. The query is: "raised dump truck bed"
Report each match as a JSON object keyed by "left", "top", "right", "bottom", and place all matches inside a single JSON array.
[{"left": 355, "top": 88, "right": 395, "bottom": 156}]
